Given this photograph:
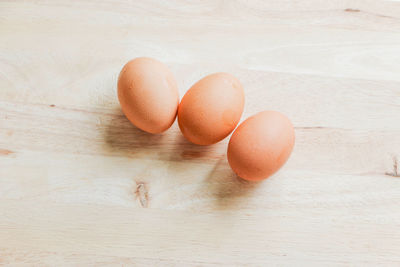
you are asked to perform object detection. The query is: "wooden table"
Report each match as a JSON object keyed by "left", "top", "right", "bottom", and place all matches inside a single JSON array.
[{"left": 1, "top": 1, "right": 400, "bottom": 265}]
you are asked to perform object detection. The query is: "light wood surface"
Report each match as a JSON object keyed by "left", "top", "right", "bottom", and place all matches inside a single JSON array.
[{"left": 1, "top": 0, "right": 400, "bottom": 266}]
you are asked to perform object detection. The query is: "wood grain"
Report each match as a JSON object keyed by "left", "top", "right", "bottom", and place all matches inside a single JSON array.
[{"left": 1, "top": 0, "right": 400, "bottom": 265}]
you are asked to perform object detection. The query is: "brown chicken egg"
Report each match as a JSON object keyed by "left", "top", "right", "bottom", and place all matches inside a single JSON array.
[
  {"left": 227, "top": 111, "right": 295, "bottom": 181},
  {"left": 117, "top": 57, "right": 179, "bottom": 134},
  {"left": 178, "top": 73, "right": 245, "bottom": 145}
]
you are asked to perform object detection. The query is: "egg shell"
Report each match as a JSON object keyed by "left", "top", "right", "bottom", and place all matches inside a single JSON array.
[
  {"left": 117, "top": 57, "right": 179, "bottom": 134},
  {"left": 178, "top": 72, "right": 245, "bottom": 145},
  {"left": 227, "top": 111, "right": 295, "bottom": 181}
]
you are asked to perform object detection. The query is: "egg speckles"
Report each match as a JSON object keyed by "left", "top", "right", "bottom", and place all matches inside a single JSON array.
[
  {"left": 117, "top": 57, "right": 179, "bottom": 134},
  {"left": 178, "top": 73, "right": 245, "bottom": 145}
]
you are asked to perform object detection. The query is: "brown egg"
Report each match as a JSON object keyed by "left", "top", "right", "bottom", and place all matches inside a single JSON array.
[
  {"left": 178, "top": 73, "right": 245, "bottom": 145},
  {"left": 117, "top": 57, "right": 179, "bottom": 134},
  {"left": 227, "top": 111, "right": 295, "bottom": 181}
]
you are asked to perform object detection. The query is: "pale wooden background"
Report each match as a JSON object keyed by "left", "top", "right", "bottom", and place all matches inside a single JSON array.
[{"left": 1, "top": 0, "right": 400, "bottom": 266}]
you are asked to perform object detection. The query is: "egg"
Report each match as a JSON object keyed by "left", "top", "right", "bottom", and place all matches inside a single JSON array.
[
  {"left": 178, "top": 73, "right": 245, "bottom": 145},
  {"left": 227, "top": 111, "right": 295, "bottom": 181},
  {"left": 117, "top": 57, "right": 179, "bottom": 134}
]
